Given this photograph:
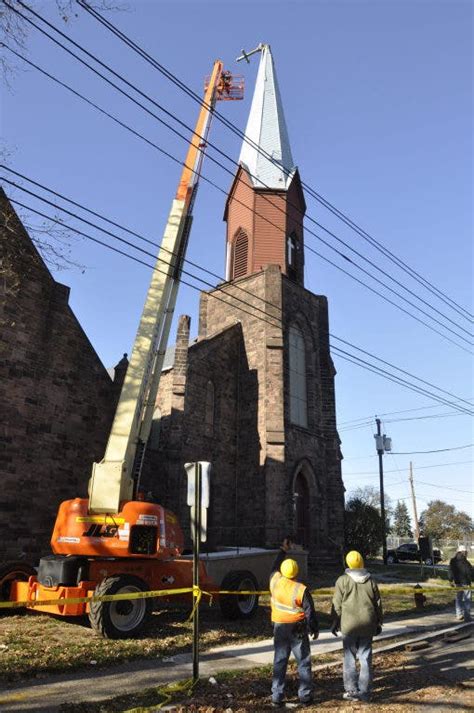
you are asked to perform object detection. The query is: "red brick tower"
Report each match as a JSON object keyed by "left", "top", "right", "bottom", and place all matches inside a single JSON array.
[{"left": 224, "top": 45, "right": 306, "bottom": 286}]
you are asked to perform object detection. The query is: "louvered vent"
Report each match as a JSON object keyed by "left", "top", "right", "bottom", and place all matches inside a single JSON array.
[{"left": 232, "top": 230, "right": 248, "bottom": 279}]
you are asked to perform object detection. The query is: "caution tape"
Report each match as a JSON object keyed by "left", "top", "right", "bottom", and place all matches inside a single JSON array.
[
  {"left": 0, "top": 586, "right": 194, "bottom": 610},
  {"left": 0, "top": 584, "right": 471, "bottom": 611},
  {"left": 123, "top": 678, "right": 197, "bottom": 713}
]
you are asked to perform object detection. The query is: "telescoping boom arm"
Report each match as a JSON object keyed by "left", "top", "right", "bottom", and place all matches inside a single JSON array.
[{"left": 88, "top": 60, "right": 241, "bottom": 514}]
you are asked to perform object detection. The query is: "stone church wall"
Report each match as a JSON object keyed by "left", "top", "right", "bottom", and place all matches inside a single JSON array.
[
  {"left": 151, "top": 265, "right": 344, "bottom": 561},
  {"left": 0, "top": 194, "right": 116, "bottom": 561}
]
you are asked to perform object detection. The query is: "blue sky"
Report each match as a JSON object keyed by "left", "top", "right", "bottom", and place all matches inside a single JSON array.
[{"left": 2, "top": 0, "right": 473, "bottom": 523}]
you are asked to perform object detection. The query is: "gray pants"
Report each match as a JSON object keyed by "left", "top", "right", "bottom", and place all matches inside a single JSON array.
[
  {"left": 271, "top": 622, "right": 313, "bottom": 703},
  {"left": 455, "top": 588, "right": 472, "bottom": 621},
  {"left": 342, "top": 634, "right": 373, "bottom": 697}
]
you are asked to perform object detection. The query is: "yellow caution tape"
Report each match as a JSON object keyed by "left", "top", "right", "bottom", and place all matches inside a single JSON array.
[
  {"left": 0, "top": 584, "right": 471, "bottom": 610},
  {"left": 0, "top": 586, "right": 194, "bottom": 610},
  {"left": 123, "top": 678, "right": 197, "bottom": 713}
]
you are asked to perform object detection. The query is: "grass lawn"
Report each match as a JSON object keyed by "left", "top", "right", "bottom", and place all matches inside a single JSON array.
[{"left": 0, "top": 565, "right": 455, "bottom": 682}]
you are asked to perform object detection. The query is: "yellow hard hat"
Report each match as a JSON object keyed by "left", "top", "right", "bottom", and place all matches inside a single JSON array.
[
  {"left": 281, "top": 558, "right": 299, "bottom": 579},
  {"left": 346, "top": 551, "right": 364, "bottom": 569}
]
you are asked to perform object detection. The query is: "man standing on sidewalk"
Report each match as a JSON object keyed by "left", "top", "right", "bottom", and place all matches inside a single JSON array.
[
  {"left": 270, "top": 538, "right": 319, "bottom": 707},
  {"left": 331, "top": 551, "right": 383, "bottom": 703},
  {"left": 449, "top": 545, "right": 472, "bottom": 622}
]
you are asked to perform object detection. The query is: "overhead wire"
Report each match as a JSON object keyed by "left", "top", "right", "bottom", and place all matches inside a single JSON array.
[
  {"left": 2, "top": 46, "right": 473, "bottom": 358},
  {"left": 416, "top": 481, "right": 472, "bottom": 494},
  {"left": 5, "top": 2, "right": 474, "bottom": 350},
  {"left": 389, "top": 444, "right": 473, "bottom": 455},
  {"left": 330, "top": 347, "right": 473, "bottom": 415},
  {"left": 7, "top": 192, "right": 474, "bottom": 419},
  {"left": 342, "top": 460, "right": 473, "bottom": 476},
  {"left": 76, "top": 0, "right": 474, "bottom": 325},
  {"left": 4, "top": 170, "right": 474, "bottom": 418},
  {"left": 339, "top": 402, "right": 449, "bottom": 426},
  {"left": 340, "top": 410, "right": 469, "bottom": 432}
]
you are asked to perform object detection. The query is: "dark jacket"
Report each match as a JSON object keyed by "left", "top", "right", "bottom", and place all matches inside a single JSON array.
[
  {"left": 271, "top": 549, "right": 319, "bottom": 635},
  {"left": 449, "top": 553, "right": 473, "bottom": 586},
  {"left": 332, "top": 568, "right": 383, "bottom": 638}
]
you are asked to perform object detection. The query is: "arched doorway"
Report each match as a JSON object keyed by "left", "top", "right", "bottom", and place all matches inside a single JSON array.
[{"left": 294, "top": 471, "right": 310, "bottom": 548}]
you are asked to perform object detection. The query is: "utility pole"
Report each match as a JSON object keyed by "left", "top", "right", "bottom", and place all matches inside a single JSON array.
[
  {"left": 374, "top": 418, "right": 391, "bottom": 564},
  {"left": 409, "top": 461, "right": 420, "bottom": 541}
]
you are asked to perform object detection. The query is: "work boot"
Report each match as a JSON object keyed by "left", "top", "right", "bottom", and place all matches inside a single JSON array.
[{"left": 342, "top": 691, "right": 359, "bottom": 701}]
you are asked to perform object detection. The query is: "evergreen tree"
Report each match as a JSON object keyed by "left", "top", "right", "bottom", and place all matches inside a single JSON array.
[
  {"left": 344, "top": 498, "right": 382, "bottom": 558},
  {"left": 393, "top": 501, "right": 413, "bottom": 537}
]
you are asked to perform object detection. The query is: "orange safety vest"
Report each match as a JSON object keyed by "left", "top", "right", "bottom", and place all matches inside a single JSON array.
[{"left": 270, "top": 571, "right": 306, "bottom": 623}]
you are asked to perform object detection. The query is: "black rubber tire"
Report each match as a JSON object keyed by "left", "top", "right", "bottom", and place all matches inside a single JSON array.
[
  {"left": 88, "top": 575, "right": 152, "bottom": 639},
  {"left": 0, "top": 561, "right": 36, "bottom": 605},
  {"left": 424, "top": 557, "right": 433, "bottom": 566},
  {"left": 219, "top": 570, "right": 259, "bottom": 620},
  {"left": 386, "top": 555, "right": 396, "bottom": 565}
]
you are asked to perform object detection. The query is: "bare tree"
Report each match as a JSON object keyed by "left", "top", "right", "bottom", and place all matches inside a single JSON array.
[
  {"left": 1, "top": 1, "right": 126, "bottom": 81},
  {"left": 1, "top": 1, "right": 126, "bottom": 271}
]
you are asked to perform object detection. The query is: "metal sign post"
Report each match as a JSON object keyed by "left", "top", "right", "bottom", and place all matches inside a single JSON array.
[
  {"left": 184, "top": 461, "right": 211, "bottom": 683},
  {"left": 192, "top": 462, "right": 202, "bottom": 683}
]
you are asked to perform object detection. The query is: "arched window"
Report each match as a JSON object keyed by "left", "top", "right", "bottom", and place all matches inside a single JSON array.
[
  {"left": 289, "top": 325, "right": 308, "bottom": 427},
  {"left": 294, "top": 471, "right": 310, "bottom": 547},
  {"left": 204, "top": 380, "right": 215, "bottom": 436},
  {"left": 231, "top": 229, "right": 248, "bottom": 280}
]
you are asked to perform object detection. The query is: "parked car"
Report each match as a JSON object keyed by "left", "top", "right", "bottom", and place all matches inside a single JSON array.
[{"left": 386, "top": 542, "right": 443, "bottom": 565}]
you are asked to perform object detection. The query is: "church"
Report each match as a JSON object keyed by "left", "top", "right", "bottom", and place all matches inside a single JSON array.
[
  {"left": 142, "top": 45, "right": 345, "bottom": 563},
  {"left": 1, "top": 46, "right": 344, "bottom": 565}
]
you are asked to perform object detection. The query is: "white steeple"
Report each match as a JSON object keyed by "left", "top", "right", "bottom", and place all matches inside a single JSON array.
[{"left": 239, "top": 44, "right": 295, "bottom": 190}]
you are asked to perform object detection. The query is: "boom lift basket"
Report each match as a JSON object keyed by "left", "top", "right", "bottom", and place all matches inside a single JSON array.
[{"left": 206, "top": 73, "right": 244, "bottom": 101}]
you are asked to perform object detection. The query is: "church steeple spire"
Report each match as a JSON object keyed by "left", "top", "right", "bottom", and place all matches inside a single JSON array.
[
  {"left": 238, "top": 44, "right": 295, "bottom": 190},
  {"left": 224, "top": 44, "right": 306, "bottom": 286}
]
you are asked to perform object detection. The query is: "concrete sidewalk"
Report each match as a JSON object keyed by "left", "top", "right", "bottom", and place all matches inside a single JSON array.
[{"left": 0, "top": 610, "right": 469, "bottom": 712}]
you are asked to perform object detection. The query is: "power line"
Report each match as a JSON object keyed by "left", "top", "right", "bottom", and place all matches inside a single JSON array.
[
  {"left": 8, "top": 193, "right": 474, "bottom": 418},
  {"left": 339, "top": 402, "right": 450, "bottom": 426},
  {"left": 389, "top": 444, "right": 473, "bottom": 455},
  {"left": 6, "top": 2, "right": 474, "bottom": 350},
  {"left": 0, "top": 166, "right": 284, "bottom": 320},
  {"left": 343, "top": 459, "right": 473, "bottom": 476},
  {"left": 331, "top": 335, "right": 473, "bottom": 408},
  {"left": 3, "top": 45, "right": 473, "bottom": 358},
  {"left": 331, "top": 347, "right": 473, "bottom": 415},
  {"left": 76, "top": 0, "right": 474, "bottom": 325},
  {"left": 340, "top": 410, "right": 469, "bottom": 432},
  {"left": 5, "top": 170, "right": 473, "bottom": 418},
  {"left": 417, "top": 480, "right": 472, "bottom": 494}
]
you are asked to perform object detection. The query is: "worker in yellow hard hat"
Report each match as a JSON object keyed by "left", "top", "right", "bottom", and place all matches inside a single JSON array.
[
  {"left": 269, "top": 537, "right": 319, "bottom": 707},
  {"left": 331, "top": 550, "right": 383, "bottom": 703}
]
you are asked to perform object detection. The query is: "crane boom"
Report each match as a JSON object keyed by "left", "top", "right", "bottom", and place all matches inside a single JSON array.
[{"left": 88, "top": 60, "right": 226, "bottom": 514}]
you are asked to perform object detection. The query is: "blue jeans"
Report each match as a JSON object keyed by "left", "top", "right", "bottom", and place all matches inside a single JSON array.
[
  {"left": 272, "top": 622, "right": 313, "bottom": 703},
  {"left": 455, "top": 588, "right": 472, "bottom": 621},
  {"left": 342, "top": 634, "right": 373, "bottom": 697}
]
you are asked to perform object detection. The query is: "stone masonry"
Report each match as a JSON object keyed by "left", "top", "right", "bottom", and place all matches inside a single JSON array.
[
  {"left": 145, "top": 264, "right": 344, "bottom": 563},
  {"left": 0, "top": 192, "right": 119, "bottom": 561}
]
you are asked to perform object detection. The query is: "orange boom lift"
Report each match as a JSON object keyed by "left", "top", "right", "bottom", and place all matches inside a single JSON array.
[{"left": 2, "top": 62, "right": 244, "bottom": 638}]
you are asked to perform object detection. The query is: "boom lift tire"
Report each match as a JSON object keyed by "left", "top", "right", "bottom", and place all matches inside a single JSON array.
[
  {"left": 89, "top": 574, "right": 153, "bottom": 639},
  {"left": 0, "top": 561, "right": 36, "bottom": 608},
  {"left": 219, "top": 570, "right": 259, "bottom": 620}
]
